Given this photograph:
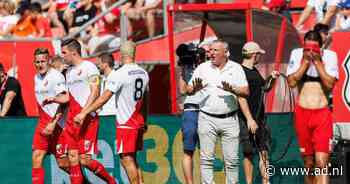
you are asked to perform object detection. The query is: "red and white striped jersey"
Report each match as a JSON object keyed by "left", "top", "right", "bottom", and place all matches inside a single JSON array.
[
  {"left": 66, "top": 61, "right": 100, "bottom": 117},
  {"left": 105, "top": 63, "right": 149, "bottom": 129},
  {"left": 35, "top": 68, "right": 67, "bottom": 127}
]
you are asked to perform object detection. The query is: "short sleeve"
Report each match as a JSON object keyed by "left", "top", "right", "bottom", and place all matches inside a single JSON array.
[
  {"left": 105, "top": 70, "right": 123, "bottom": 93},
  {"left": 6, "top": 78, "right": 20, "bottom": 94},
  {"left": 232, "top": 64, "right": 248, "bottom": 87},
  {"left": 286, "top": 49, "right": 302, "bottom": 76},
  {"left": 54, "top": 73, "right": 67, "bottom": 95},
  {"left": 324, "top": 51, "right": 339, "bottom": 79},
  {"left": 86, "top": 61, "right": 100, "bottom": 78}
]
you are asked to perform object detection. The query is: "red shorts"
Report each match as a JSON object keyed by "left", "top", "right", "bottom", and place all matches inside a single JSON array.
[
  {"left": 116, "top": 127, "right": 143, "bottom": 154},
  {"left": 64, "top": 115, "right": 99, "bottom": 155},
  {"left": 32, "top": 125, "right": 67, "bottom": 158},
  {"left": 294, "top": 104, "right": 333, "bottom": 156}
]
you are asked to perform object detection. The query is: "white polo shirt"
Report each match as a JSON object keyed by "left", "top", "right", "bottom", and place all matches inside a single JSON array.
[
  {"left": 307, "top": 0, "right": 339, "bottom": 22},
  {"left": 286, "top": 48, "right": 339, "bottom": 79},
  {"left": 190, "top": 60, "right": 248, "bottom": 114}
]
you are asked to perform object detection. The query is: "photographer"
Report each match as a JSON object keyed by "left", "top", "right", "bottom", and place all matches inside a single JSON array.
[
  {"left": 287, "top": 30, "right": 339, "bottom": 184},
  {"left": 178, "top": 42, "right": 211, "bottom": 184}
]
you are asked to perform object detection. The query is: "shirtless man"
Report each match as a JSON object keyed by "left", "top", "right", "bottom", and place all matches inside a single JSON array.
[{"left": 287, "top": 30, "right": 339, "bottom": 184}]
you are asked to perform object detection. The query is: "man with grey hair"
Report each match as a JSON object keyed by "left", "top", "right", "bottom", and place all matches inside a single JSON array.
[
  {"left": 74, "top": 41, "right": 149, "bottom": 184},
  {"left": 187, "top": 39, "right": 249, "bottom": 184}
]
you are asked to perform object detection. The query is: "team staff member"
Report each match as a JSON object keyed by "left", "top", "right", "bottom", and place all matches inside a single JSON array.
[
  {"left": 0, "top": 63, "right": 26, "bottom": 116},
  {"left": 74, "top": 41, "right": 149, "bottom": 184},
  {"left": 287, "top": 30, "right": 338, "bottom": 184},
  {"left": 238, "top": 42, "right": 279, "bottom": 184},
  {"left": 60, "top": 39, "right": 116, "bottom": 184},
  {"left": 187, "top": 39, "right": 249, "bottom": 184},
  {"left": 31, "top": 48, "right": 70, "bottom": 184}
]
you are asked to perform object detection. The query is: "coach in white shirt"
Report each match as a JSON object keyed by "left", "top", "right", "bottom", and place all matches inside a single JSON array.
[{"left": 187, "top": 39, "right": 249, "bottom": 184}]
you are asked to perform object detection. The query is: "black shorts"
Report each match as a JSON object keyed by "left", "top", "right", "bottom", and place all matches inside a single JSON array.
[{"left": 239, "top": 118, "right": 271, "bottom": 155}]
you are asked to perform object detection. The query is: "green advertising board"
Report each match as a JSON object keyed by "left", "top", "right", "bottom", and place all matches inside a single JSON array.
[{"left": 0, "top": 114, "right": 305, "bottom": 184}]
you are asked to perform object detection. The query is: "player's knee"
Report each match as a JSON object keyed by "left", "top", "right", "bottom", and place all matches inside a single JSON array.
[
  {"left": 315, "top": 158, "right": 328, "bottom": 169},
  {"left": 303, "top": 157, "right": 315, "bottom": 168}
]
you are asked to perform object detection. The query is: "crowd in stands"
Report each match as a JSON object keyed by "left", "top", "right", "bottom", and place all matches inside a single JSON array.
[{"left": 0, "top": 0, "right": 163, "bottom": 55}]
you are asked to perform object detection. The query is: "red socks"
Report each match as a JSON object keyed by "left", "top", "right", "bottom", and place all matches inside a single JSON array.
[
  {"left": 86, "top": 160, "right": 116, "bottom": 184},
  {"left": 70, "top": 164, "right": 84, "bottom": 184},
  {"left": 32, "top": 168, "right": 44, "bottom": 184}
]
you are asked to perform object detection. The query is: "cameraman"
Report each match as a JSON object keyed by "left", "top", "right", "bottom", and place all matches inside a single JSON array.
[
  {"left": 179, "top": 42, "right": 211, "bottom": 184},
  {"left": 287, "top": 30, "right": 338, "bottom": 184}
]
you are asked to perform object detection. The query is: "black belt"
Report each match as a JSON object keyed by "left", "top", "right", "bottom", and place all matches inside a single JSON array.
[
  {"left": 200, "top": 110, "right": 238, "bottom": 119},
  {"left": 184, "top": 103, "right": 199, "bottom": 110}
]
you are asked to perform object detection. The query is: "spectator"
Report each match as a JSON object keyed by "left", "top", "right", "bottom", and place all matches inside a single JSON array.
[
  {"left": 0, "top": 0, "right": 19, "bottom": 38},
  {"left": 0, "top": 63, "right": 26, "bottom": 116},
  {"left": 330, "top": 0, "right": 350, "bottom": 32},
  {"left": 88, "top": 0, "right": 121, "bottom": 55},
  {"left": 295, "top": 0, "right": 340, "bottom": 30},
  {"left": 47, "top": 0, "right": 74, "bottom": 35},
  {"left": 30, "top": 2, "right": 52, "bottom": 37},
  {"left": 126, "top": 0, "right": 162, "bottom": 38},
  {"left": 68, "top": 0, "right": 97, "bottom": 34},
  {"left": 11, "top": 1, "right": 37, "bottom": 37},
  {"left": 187, "top": 39, "right": 249, "bottom": 184}
]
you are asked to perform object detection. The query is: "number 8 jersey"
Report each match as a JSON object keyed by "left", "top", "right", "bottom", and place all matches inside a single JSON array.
[{"left": 105, "top": 63, "right": 149, "bottom": 129}]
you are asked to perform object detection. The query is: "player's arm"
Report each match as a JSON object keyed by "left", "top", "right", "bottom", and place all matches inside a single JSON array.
[
  {"left": 81, "top": 74, "right": 101, "bottom": 113},
  {"left": 287, "top": 52, "right": 311, "bottom": 88},
  {"left": 80, "top": 90, "right": 114, "bottom": 116},
  {"left": 238, "top": 96, "right": 258, "bottom": 134},
  {"left": 0, "top": 91, "right": 16, "bottom": 117},
  {"left": 313, "top": 54, "right": 337, "bottom": 90}
]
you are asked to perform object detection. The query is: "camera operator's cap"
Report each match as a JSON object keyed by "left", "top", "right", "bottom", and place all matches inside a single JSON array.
[
  {"left": 120, "top": 41, "right": 136, "bottom": 58},
  {"left": 338, "top": 0, "right": 350, "bottom": 8},
  {"left": 242, "top": 41, "right": 266, "bottom": 54}
]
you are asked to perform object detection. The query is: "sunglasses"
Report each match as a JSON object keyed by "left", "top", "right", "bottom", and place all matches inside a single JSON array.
[
  {"left": 340, "top": 7, "right": 350, "bottom": 10},
  {"left": 34, "top": 60, "right": 47, "bottom": 64}
]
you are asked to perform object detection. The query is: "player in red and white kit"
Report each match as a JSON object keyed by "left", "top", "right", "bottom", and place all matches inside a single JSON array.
[
  {"left": 61, "top": 39, "right": 116, "bottom": 184},
  {"left": 74, "top": 41, "right": 149, "bottom": 184},
  {"left": 32, "top": 48, "right": 70, "bottom": 184}
]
